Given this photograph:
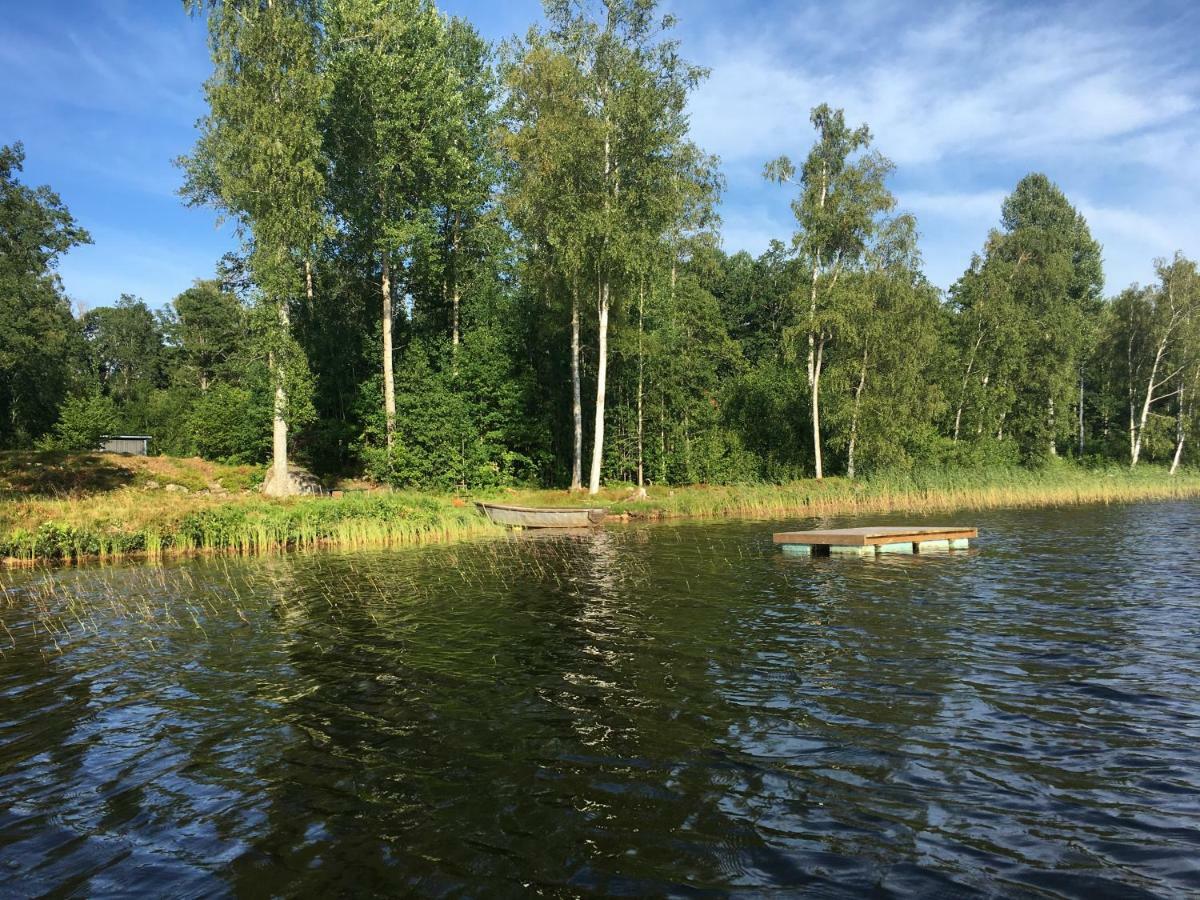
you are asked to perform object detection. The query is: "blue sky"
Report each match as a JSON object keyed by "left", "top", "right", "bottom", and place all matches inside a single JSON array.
[{"left": 3, "top": 0, "right": 1198, "bottom": 311}]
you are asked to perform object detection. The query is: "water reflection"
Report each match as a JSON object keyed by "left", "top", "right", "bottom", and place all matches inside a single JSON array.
[{"left": 1, "top": 503, "right": 1199, "bottom": 896}]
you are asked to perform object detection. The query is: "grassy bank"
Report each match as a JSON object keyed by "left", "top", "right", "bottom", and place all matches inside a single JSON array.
[
  {"left": 3, "top": 452, "right": 1199, "bottom": 563},
  {"left": 0, "top": 453, "right": 499, "bottom": 563},
  {"left": 519, "top": 463, "right": 1200, "bottom": 521}
]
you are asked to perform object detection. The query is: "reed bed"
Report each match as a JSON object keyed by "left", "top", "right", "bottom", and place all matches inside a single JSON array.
[
  {"left": 3, "top": 462, "right": 1198, "bottom": 563},
  {"left": 1, "top": 492, "right": 500, "bottom": 564},
  {"left": 494, "top": 463, "right": 1200, "bottom": 522}
]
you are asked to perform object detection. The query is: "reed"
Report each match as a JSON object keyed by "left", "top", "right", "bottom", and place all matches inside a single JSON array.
[
  {"left": 0, "top": 492, "right": 500, "bottom": 564},
  {"left": 489, "top": 463, "right": 1200, "bottom": 523},
  {"left": 3, "top": 459, "right": 1199, "bottom": 563}
]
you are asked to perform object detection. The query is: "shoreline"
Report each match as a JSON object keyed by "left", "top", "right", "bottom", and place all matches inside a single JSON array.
[{"left": 4, "top": 462, "right": 1199, "bottom": 565}]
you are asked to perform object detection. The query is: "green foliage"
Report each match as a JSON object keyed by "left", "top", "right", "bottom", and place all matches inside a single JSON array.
[
  {"left": 763, "top": 104, "right": 898, "bottom": 478},
  {"left": 948, "top": 173, "right": 1103, "bottom": 461},
  {"left": 82, "top": 294, "right": 165, "bottom": 407},
  {"left": 43, "top": 393, "right": 118, "bottom": 451},
  {"left": 162, "top": 279, "right": 247, "bottom": 391},
  {"left": 181, "top": 0, "right": 326, "bottom": 480},
  {"left": 190, "top": 383, "right": 272, "bottom": 463},
  {"left": 324, "top": 0, "right": 456, "bottom": 271},
  {"left": 0, "top": 142, "right": 91, "bottom": 447},
  {"left": 11, "top": 7, "right": 1197, "bottom": 497},
  {"left": 359, "top": 338, "right": 531, "bottom": 490}
]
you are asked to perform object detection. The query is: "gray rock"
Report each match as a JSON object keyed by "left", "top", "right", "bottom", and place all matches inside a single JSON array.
[
  {"left": 261, "top": 465, "right": 324, "bottom": 497},
  {"left": 165, "top": 483, "right": 190, "bottom": 493}
]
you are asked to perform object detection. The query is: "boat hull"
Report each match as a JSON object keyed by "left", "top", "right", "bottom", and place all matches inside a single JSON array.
[{"left": 475, "top": 502, "right": 607, "bottom": 528}]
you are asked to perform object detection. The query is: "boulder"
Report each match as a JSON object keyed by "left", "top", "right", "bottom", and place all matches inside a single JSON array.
[
  {"left": 165, "top": 483, "right": 190, "bottom": 493},
  {"left": 261, "top": 465, "right": 324, "bottom": 497}
]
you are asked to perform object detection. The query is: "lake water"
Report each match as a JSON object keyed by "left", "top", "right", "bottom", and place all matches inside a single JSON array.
[{"left": 2, "top": 502, "right": 1199, "bottom": 897}]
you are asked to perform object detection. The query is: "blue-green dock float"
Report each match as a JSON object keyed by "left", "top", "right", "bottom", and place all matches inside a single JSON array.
[{"left": 774, "top": 525, "right": 977, "bottom": 557}]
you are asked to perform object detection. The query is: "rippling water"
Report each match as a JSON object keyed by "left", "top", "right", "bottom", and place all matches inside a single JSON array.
[{"left": 2, "top": 502, "right": 1200, "bottom": 897}]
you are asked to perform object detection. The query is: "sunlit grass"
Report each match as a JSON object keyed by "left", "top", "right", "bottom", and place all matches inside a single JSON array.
[
  {"left": 491, "top": 462, "right": 1200, "bottom": 522},
  {"left": 3, "top": 457, "right": 1199, "bottom": 563},
  {"left": 1, "top": 492, "right": 501, "bottom": 563}
]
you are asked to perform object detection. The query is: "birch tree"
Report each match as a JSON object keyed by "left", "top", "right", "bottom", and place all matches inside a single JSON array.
[
  {"left": 181, "top": 0, "right": 325, "bottom": 495},
  {"left": 501, "top": 35, "right": 594, "bottom": 489},
  {"left": 503, "top": 0, "right": 706, "bottom": 493},
  {"left": 828, "top": 213, "right": 941, "bottom": 478},
  {"left": 324, "top": 0, "right": 455, "bottom": 452},
  {"left": 1110, "top": 255, "right": 1200, "bottom": 467},
  {"left": 571, "top": 0, "right": 707, "bottom": 495},
  {"left": 765, "top": 105, "right": 894, "bottom": 479},
  {"left": 952, "top": 175, "right": 1102, "bottom": 460},
  {"left": 438, "top": 18, "right": 498, "bottom": 354}
]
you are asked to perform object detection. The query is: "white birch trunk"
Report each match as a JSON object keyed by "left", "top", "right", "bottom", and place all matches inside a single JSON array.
[
  {"left": 953, "top": 328, "right": 984, "bottom": 444},
  {"left": 1078, "top": 372, "right": 1085, "bottom": 457},
  {"left": 812, "top": 336, "right": 825, "bottom": 480},
  {"left": 588, "top": 279, "right": 610, "bottom": 495},
  {"left": 1170, "top": 382, "right": 1185, "bottom": 475},
  {"left": 570, "top": 284, "right": 583, "bottom": 491},
  {"left": 636, "top": 280, "right": 645, "bottom": 495},
  {"left": 381, "top": 254, "right": 396, "bottom": 450},
  {"left": 1048, "top": 396, "right": 1057, "bottom": 457},
  {"left": 805, "top": 164, "right": 827, "bottom": 390},
  {"left": 847, "top": 349, "right": 867, "bottom": 479},
  {"left": 1131, "top": 340, "right": 1167, "bottom": 467},
  {"left": 268, "top": 300, "right": 290, "bottom": 496},
  {"left": 450, "top": 216, "right": 461, "bottom": 348},
  {"left": 1170, "top": 369, "right": 1198, "bottom": 475}
]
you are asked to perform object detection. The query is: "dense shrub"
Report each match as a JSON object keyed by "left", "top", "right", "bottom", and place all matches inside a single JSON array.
[{"left": 41, "top": 394, "right": 118, "bottom": 452}]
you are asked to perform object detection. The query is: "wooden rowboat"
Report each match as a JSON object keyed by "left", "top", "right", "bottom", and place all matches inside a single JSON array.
[{"left": 475, "top": 502, "right": 607, "bottom": 529}]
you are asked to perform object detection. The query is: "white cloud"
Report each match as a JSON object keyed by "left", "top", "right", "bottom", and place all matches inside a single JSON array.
[
  {"left": 689, "top": 4, "right": 1198, "bottom": 171},
  {"left": 57, "top": 219, "right": 233, "bottom": 311},
  {"left": 719, "top": 206, "right": 793, "bottom": 257},
  {"left": 899, "top": 189, "right": 1006, "bottom": 224},
  {"left": 682, "top": 0, "right": 1200, "bottom": 291}
]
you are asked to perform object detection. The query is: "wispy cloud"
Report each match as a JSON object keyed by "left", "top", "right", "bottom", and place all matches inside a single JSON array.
[
  {"left": 681, "top": 0, "right": 1200, "bottom": 290},
  {"left": 689, "top": 1, "right": 1198, "bottom": 170},
  {"left": 0, "top": 3, "right": 207, "bottom": 121},
  {"left": 0, "top": 2, "right": 224, "bottom": 306},
  {"left": 58, "top": 219, "right": 232, "bottom": 312}
]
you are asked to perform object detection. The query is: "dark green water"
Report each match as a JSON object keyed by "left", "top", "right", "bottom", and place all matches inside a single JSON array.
[{"left": 2, "top": 502, "right": 1199, "bottom": 897}]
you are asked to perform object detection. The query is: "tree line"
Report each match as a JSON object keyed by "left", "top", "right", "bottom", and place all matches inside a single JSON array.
[{"left": 2, "top": 0, "right": 1198, "bottom": 492}]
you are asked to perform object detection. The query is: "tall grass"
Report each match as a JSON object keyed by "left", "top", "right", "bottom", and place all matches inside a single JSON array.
[
  {"left": 487, "top": 463, "right": 1200, "bottom": 522},
  {"left": 4, "top": 462, "right": 1199, "bottom": 563},
  {"left": 0, "top": 493, "right": 500, "bottom": 564}
]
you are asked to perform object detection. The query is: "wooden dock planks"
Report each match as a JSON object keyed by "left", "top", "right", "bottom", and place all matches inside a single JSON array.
[{"left": 773, "top": 525, "right": 977, "bottom": 556}]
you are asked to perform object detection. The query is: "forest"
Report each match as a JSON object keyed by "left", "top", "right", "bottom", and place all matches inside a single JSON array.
[{"left": 2, "top": 0, "right": 1199, "bottom": 496}]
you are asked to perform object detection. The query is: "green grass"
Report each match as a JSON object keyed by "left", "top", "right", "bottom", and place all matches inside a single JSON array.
[
  {"left": 0, "top": 450, "right": 262, "bottom": 498},
  {"left": 483, "top": 462, "right": 1200, "bottom": 522},
  {"left": 3, "top": 451, "right": 1199, "bottom": 563},
  {"left": 0, "top": 492, "right": 499, "bottom": 563}
]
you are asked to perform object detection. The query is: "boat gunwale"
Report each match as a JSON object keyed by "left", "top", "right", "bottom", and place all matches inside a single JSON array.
[
  {"left": 474, "top": 502, "right": 608, "bottom": 515},
  {"left": 474, "top": 501, "right": 608, "bottom": 527}
]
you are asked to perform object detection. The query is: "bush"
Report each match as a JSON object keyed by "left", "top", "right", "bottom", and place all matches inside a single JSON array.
[
  {"left": 42, "top": 394, "right": 118, "bottom": 451},
  {"left": 190, "top": 384, "right": 271, "bottom": 463},
  {"left": 356, "top": 341, "right": 528, "bottom": 490}
]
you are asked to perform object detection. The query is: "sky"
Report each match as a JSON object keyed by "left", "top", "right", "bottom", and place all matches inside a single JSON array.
[{"left": 2, "top": 0, "right": 1198, "bottom": 311}]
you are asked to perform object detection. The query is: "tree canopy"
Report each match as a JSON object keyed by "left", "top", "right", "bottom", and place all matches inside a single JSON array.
[{"left": 6, "top": 2, "right": 1199, "bottom": 486}]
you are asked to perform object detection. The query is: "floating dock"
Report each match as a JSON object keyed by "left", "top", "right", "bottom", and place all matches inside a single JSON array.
[{"left": 773, "top": 525, "right": 977, "bottom": 556}]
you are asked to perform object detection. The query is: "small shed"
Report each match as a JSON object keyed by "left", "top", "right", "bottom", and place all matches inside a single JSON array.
[{"left": 100, "top": 435, "right": 152, "bottom": 456}]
